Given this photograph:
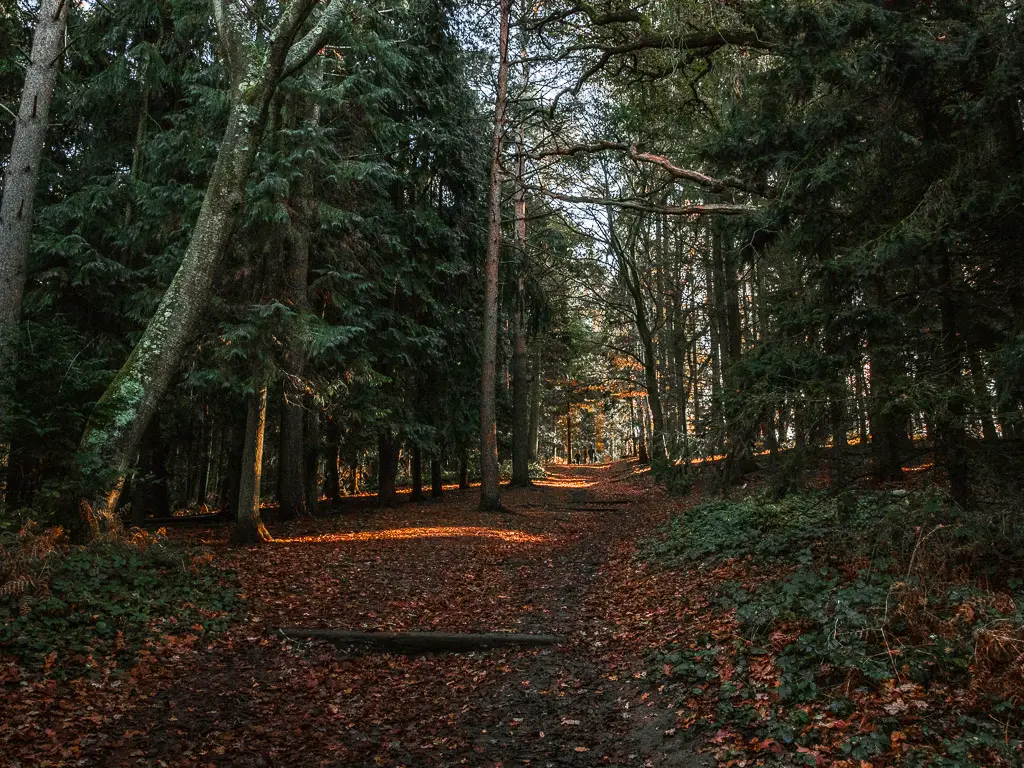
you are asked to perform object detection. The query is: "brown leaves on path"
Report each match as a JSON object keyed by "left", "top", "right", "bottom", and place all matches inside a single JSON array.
[{"left": 0, "top": 462, "right": 709, "bottom": 767}]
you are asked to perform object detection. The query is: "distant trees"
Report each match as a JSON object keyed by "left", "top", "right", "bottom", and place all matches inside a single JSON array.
[
  {"left": 520, "top": 0, "right": 1024, "bottom": 503},
  {"left": 3, "top": 0, "right": 1023, "bottom": 529}
]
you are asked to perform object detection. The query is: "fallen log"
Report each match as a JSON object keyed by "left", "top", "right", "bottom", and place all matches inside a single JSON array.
[{"left": 277, "top": 629, "right": 565, "bottom": 652}]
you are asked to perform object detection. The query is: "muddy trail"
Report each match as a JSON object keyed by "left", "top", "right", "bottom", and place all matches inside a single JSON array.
[{"left": 7, "top": 462, "right": 711, "bottom": 767}]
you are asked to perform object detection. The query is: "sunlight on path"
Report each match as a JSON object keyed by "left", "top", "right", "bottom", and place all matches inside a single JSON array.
[
  {"left": 533, "top": 476, "right": 598, "bottom": 489},
  {"left": 275, "top": 526, "right": 549, "bottom": 544}
]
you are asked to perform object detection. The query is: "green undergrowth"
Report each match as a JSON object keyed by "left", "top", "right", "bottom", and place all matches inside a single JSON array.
[
  {"left": 0, "top": 525, "right": 240, "bottom": 676},
  {"left": 645, "top": 490, "right": 1024, "bottom": 767}
]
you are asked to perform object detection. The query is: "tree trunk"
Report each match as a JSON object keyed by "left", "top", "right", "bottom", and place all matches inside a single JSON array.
[
  {"left": 478, "top": 0, "right": 511, "bottom": 511},
  {"left": 303, "top": 405, "right": 320, "bottom": 513},
  {"left": 511, "top": 300, "right": 531, "bottom": 486},
  {"left": 458, "top": 449, "right": 470, "bottom": 489},
  {"left": 869, "top": 280, "right": 906, "bottom": 482},
  {"left": 218, "top": 413, "right": 244, "bottom": 516},
  {"left": 130, "top": 414, "right": 171, "bottom": 522},
  {"left": 510, "top": 117, "right": 531, "bottom": 488},
  {"left": 73, "top": 0, "right": 341, "bottom": 538},
  {"left": 278, "top": 392, "right": 307, "bottom": 519},
  {"left": 430, "top": 457, "right": 443, "bottom": 498},
  {"left": 714, "top": 227, "right": 756, "bottom": 481},
  {"left": 324, "top": 416, "right": 341, "bottom": 502},
  {"left": 607, "top": 207, "right": 667, "bottom": 462},
  {"left": 277, "top": 66, "right": 319, "bottom": 521},
  {"left": 968, "top": 350, "right": 998, "bottom": 442},
  {"left": 854, "top": 362, "right": 870, "bottom": 446},
  {"left": 637, "top": 403, "right": 650, "bottom": 465},
  {"left": 410, "top": 444, "right": 424, "bottom": 501},
  {"left": 565, "top": 395, "right": 573, "bottom": 463},
  {"left": 377, "top": 432, "right": 399, "bottom": 505},
  {"left": 196, "top": 406, "right": 212, "bottom": 507},
  {"left": 231, "top": 386, "right": 270, "bottom": 545},
  {"left": 528, "top": 345, "right": 542, "bottom": 462},
  {"left": 935, "top": 251, "right": 970, "bottom": 506},
  {"left": 0, "top": 0, "right": 69, "bottom": 419},
  {"left": 348, "top": 449, "right": 359, "bottom": 495}
]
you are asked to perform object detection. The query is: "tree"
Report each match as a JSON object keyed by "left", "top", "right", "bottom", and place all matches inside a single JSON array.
[
  {"left": 0, "top": 0, "right": 69, "bottom": 425},
  {"left": 76, "top": 0, "right": 343, "bottom": 535},
  {"left": 230, "top": 384, "right": 270, "bottom": 544},
  {"left": 479, "top": 0, "right": 511, "bottom": 510}
]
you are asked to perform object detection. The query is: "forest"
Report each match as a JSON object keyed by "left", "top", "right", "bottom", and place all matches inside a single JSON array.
[{"left": 1, "top": 0, "right": 1023, "bottom": 766}]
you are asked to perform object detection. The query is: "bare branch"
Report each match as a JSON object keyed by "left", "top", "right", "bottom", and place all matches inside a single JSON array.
[
  {"left": 533, "top": 188, "right": 755, "bottom": 216},
  {"left": 628, "top": 147, "right": 762, "bottom": 195},
  {"left": 524, "top": 143, "right": 765, "bottom": 196},
  {"left": 527, "top": 141, "right": 630, "bottom": 159}
]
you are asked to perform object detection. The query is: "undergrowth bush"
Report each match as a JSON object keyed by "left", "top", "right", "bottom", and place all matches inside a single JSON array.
[
  {"left": 646, "top": 491, "right": 1024, "bottom": 767},
  {"left": 0, "top": 523, "right": 239, "bottom": 675}
]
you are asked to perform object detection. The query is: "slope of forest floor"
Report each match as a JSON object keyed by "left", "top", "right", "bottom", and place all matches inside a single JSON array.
[{"left": 2, "top": 460, "right": 1022, "bottom": 767}]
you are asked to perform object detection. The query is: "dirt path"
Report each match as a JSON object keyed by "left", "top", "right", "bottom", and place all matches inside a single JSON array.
[{"left": 68, "top": 463, "right": 711, "bottom": 767}]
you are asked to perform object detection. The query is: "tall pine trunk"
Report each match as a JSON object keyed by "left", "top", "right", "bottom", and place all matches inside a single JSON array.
[
  {"left": 410, "top": 444, "right": 424, "bottom": 501},
  {"left": 511, "top": 286, "right": 531, "bottom": 486},
  {"left": 303, "top": 406, "right": 320, "bottom": 512},
  {"left": 0, "top": 0, "right": 69, "bottom": 420},
  {"left": 458, "top": 449, "right": 469, "bottom": 489},
  {"left": 277, "top": 69, "right": 319, "bottom": 521},
  {"left": 478, "top": 0, "right": 511, "bottom": 510},
  {"left": 348, "top": 449, "right": 359, "bottom": 495},
  {"left": 324, "top": 416, "right": 341, "bottom": 502},
  {"left": 377, "top": 432, "right": 399, "bottom": 505},
  {"left": 231, "top": 386, "right": 270, "bottom": 544},
  {"left": 510, "top": 80, "right": 531, "bottom": 488},
  {"left": 528, "top": 345, "right": 542, "bottom": 462},
  {"left": 431, "top": 457, "right": 443, "bottom": 497}
]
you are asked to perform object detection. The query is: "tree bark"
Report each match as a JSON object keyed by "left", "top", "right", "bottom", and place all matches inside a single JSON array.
[
  {"left": 231, "top": 386, "right": 271, "bottom": 545},
  {"left": 458, "top": 449, "right": 470, "bottom": 489},
  {"left": 410, "top": 444, "right": 424, "bottom": 501},
  {"left": 868, "top": 280, "right": 906, "bottom": 482},
  {"left": 478, "top": 0, "right": 511, "bottom": 511},
  {"left": 0, "top": 0, "right": 69, "bottom": 420},
  {"left": 968, "top": 350, "right": 997, "bottom": 442},
  {"left": 196, "top": 406, "right": 212, "bottom": 507},
  {"left": 636, "top": 397, "right": 650, "bottom": 464},
  {"left": 324, "top": 416, "right": 341, "bottom": 502},
  {"left": 348, "top": 449, "right": 359, "bottom": 495},
  {"left": 303, "top": 405, "right": 320, "bottom": 512},
  {"left": 609, "top": 209, "right": 667, "bottom": 462},
  {"left": 431, "top": 457, "right": 443, "bottom": 498},
  {"left": 218, "top": 412, "right": 244, "bottom": 516},
  {"left": 377, "top": 432, "right": 399, "bottom": 505},
  {"left": 129, "top": 414, "right": 171, "bottom": 522},
  {"left": 565, "top": 394, "right": 573, "bottom": 463},
  {"left": 278, "top": 391, "right": 307, "bottom": 519},
  {"left": 277, "top": 65, "right": 320, "bottom": 521},
  {"left": 528, "top": 345, "right": 542, "bottom": 462},
  {"left": 511, "top": 298, "right": 531, "bottom": 485},
  {"left": 935, "top": 251, "right": 970, "bottom": 506},
  {"left": 510, "top": 112, "right": 531, "bottom": 488}
]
